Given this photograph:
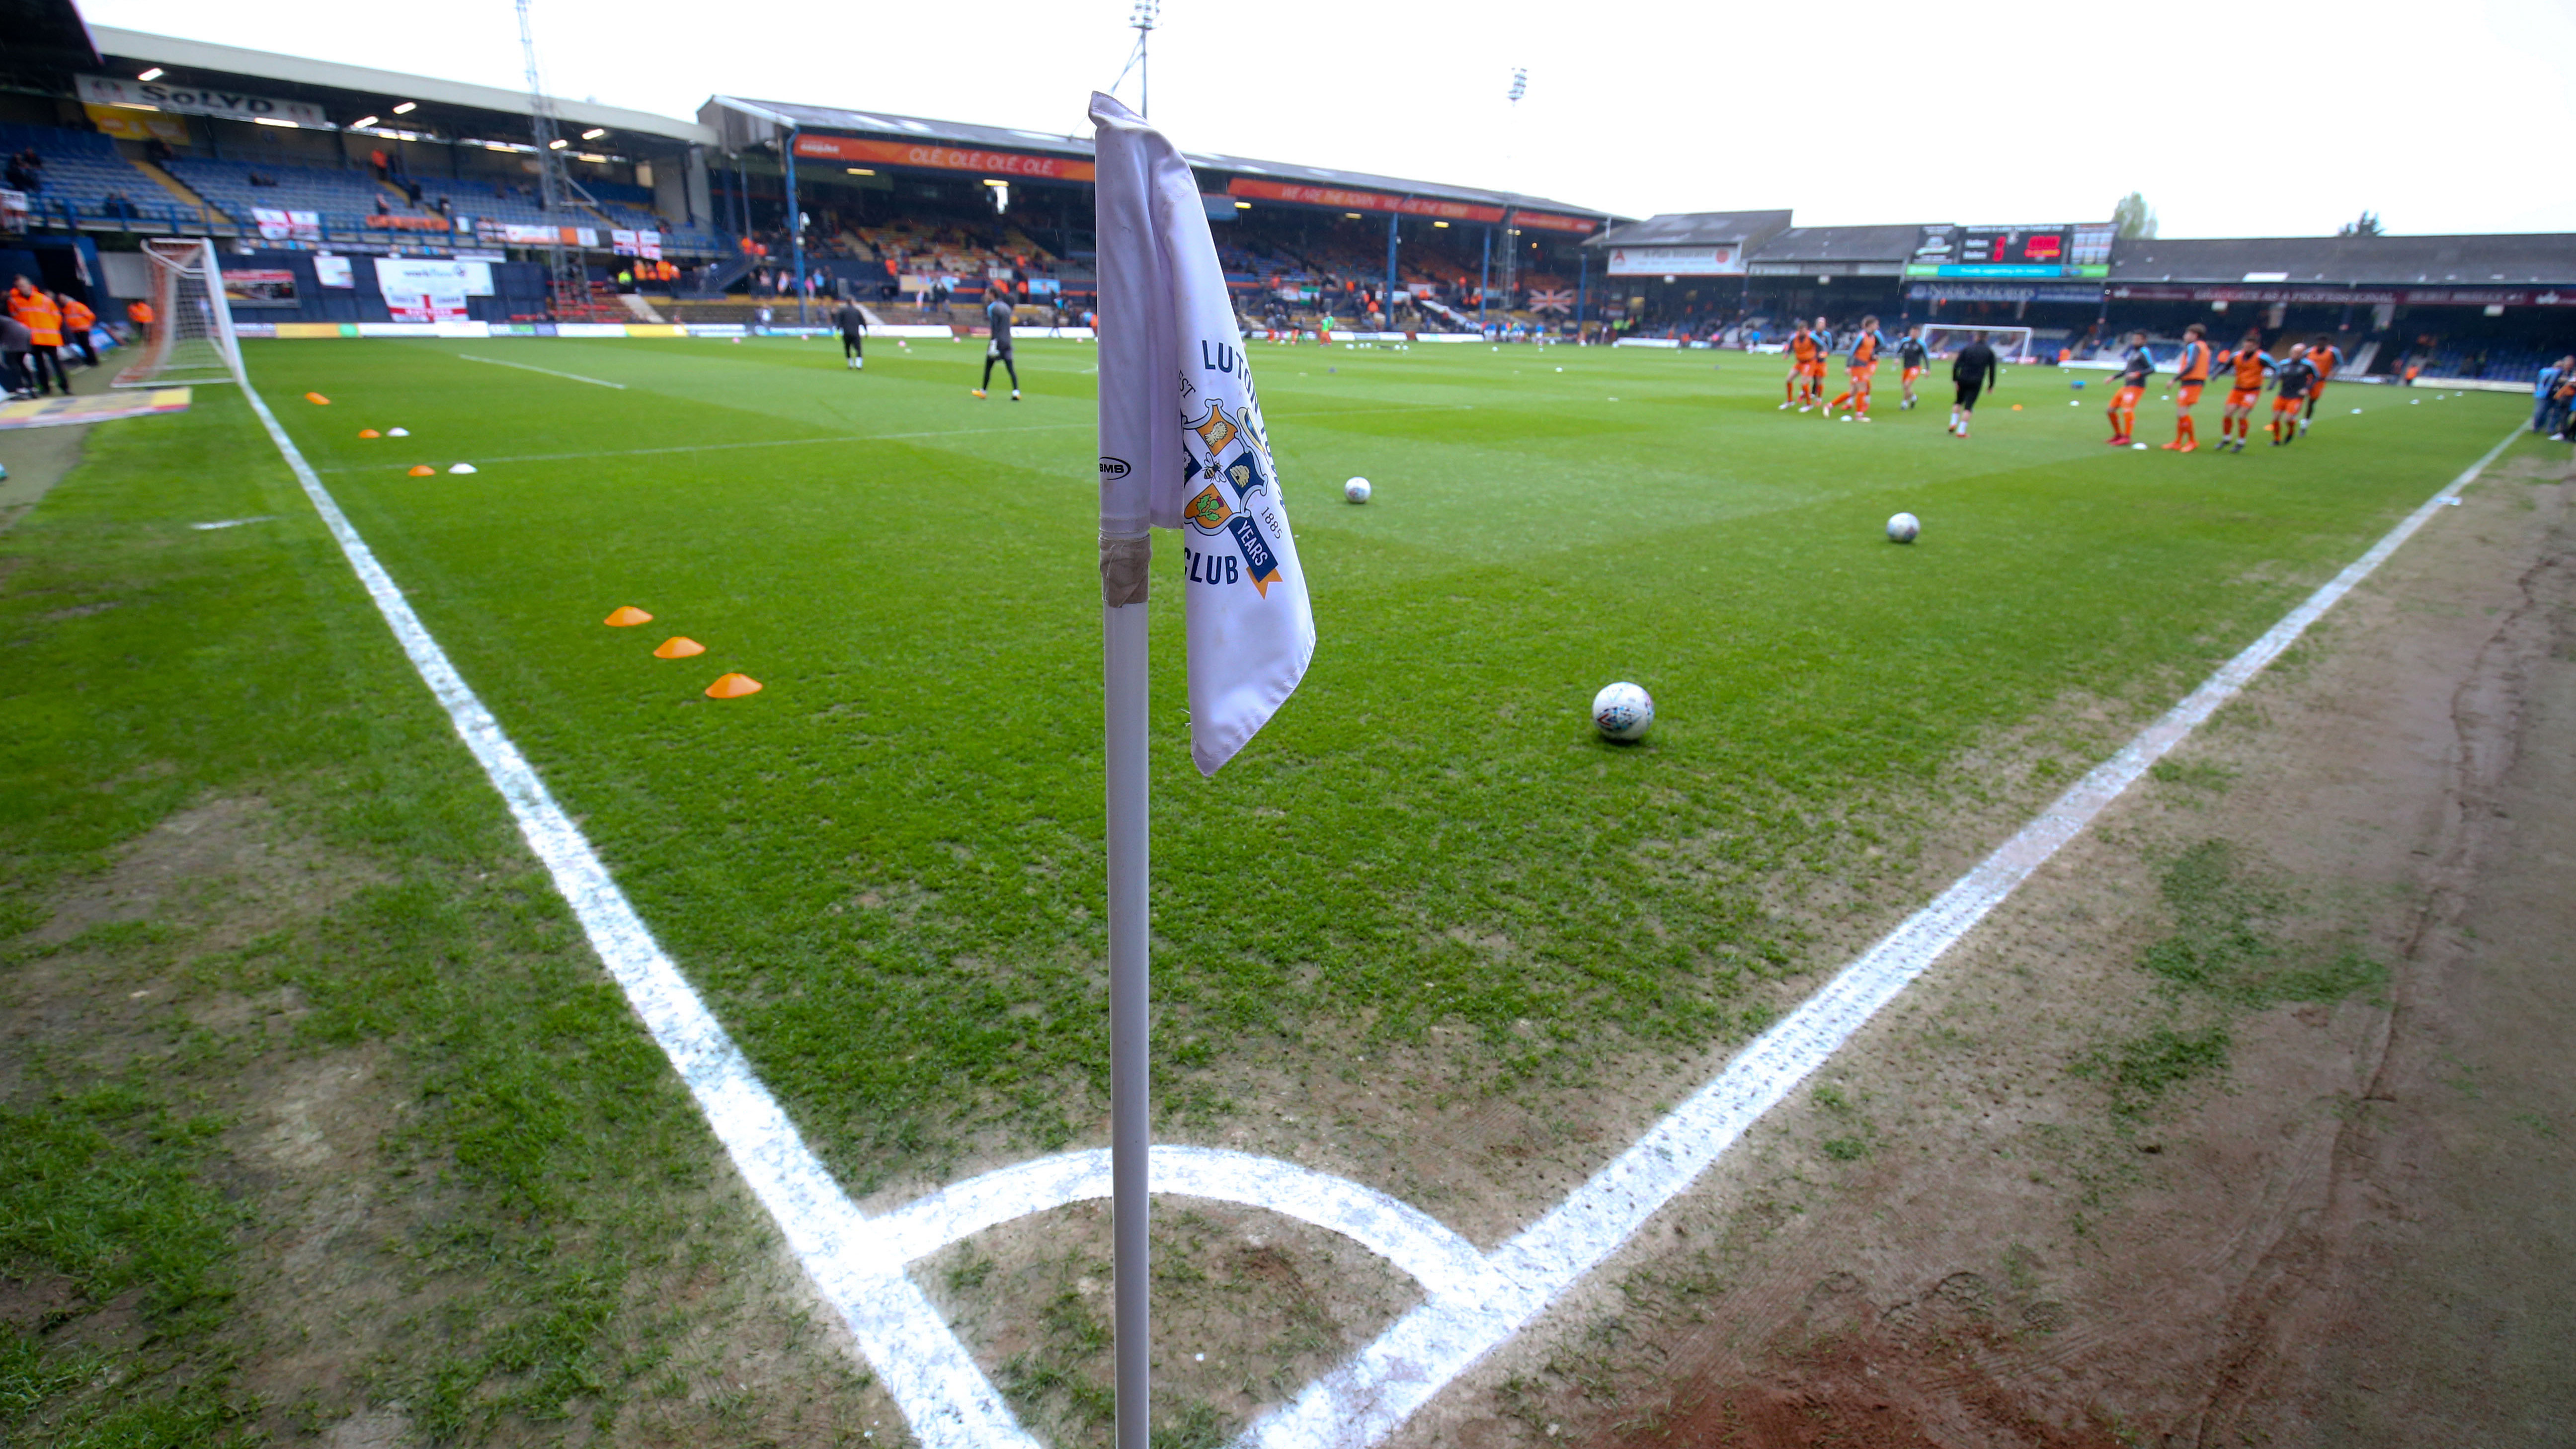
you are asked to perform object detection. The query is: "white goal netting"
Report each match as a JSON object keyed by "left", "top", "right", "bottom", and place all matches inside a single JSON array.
[
  {"left": 1920, "top": 324, "right": 2035, "bottom": 364},
  {"left": 113, "top": 238, "right": 243, "bottom": 388}
]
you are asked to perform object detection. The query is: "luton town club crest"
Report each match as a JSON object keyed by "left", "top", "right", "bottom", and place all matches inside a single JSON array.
[{"left": 1180, "top": 398, "right": 1288, "bottom": 597}]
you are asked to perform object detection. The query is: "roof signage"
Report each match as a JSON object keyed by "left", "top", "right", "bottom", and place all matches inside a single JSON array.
[
  {"left": 77, "top": 73, "right": 328, "bottom": 127},
  {"left": 1224, "top": 177, "right": 1506, "bottom": 223},
  {"left": 793, "top": 133, "right": 1094, "bottom": 182}
]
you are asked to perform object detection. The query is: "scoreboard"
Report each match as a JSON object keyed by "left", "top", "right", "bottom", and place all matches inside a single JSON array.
[{"left": 1907, "top": 224, "right": 2114, "bottom": 278}]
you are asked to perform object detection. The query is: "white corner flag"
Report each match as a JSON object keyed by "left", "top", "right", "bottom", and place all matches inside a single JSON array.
[{"left": 1091, "top": 91, "right": 1315, "bottom": 775}]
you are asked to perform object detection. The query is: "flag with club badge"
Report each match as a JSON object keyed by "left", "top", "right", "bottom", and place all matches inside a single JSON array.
[{"left": 1090, "top": 91, "right": 1315, "bottom": 775}]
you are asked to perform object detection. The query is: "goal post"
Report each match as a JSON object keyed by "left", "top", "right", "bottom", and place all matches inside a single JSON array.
[
  {"left": 113, "top": 238, "right": 244, "bottom": 389},
  {"left": 1920, "top": 323, "right": 2035, "bottom": 365}
]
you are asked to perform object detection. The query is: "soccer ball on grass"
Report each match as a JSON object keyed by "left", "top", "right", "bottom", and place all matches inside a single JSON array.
[
  {"left": 1344, "top": 477, "right": 1371, "bottom": 504},
  {"left": 1887, "top": 512, "right": 1921, "bottom": 544},
  {"left": 1592, "top": 682, "right": 1653, "bottom": 740}
]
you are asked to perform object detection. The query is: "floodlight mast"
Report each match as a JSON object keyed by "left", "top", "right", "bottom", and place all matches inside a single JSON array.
[
  {"left": 1114, "top": 0, "right": 1161, "bottom": 117},
  {"left": 516, "top": 0, "right": 583, "bottom": 316},
  {"left": 1501, "top": 68, "right": 1527, "bottom": 305}
]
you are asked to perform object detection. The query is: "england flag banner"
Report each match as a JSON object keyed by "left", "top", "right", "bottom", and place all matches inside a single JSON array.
[{"left": 1091, "top": 91, "right": 1314, "bottom": 774}]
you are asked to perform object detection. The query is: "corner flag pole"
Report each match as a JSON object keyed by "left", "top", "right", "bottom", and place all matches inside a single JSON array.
[{"left": 1092, "top": 91, "right": 1316, "bottom": 1449}]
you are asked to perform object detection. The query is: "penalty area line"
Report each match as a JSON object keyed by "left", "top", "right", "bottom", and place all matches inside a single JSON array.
[
  {"left": 1243, "top": 423, "right": 2526, "bottom": 1449},
  {"left": 237, "top": 375, "right": 1042, "bottom": 1448},
  {"left": 454, "top": 352, "right": 628, "bottom": 389}
]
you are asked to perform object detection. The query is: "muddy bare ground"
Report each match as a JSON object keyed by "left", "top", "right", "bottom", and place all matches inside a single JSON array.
[{"left": 1401, "top": 456, "right": 2576, "bottom": 1449}]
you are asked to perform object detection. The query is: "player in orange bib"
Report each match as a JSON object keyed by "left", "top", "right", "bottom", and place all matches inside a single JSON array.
[
  {"left": 2302, "top": 335, "right": 2344, "bottom": 432},
  {"left": 1823, "top": 316, "right": 1890, "bottom": 419},
  {"left": 1782, "top": 322, "right": 1825, "bottom": 410},
  {"left": 2212, "top": 332, "right": 2274, "bottom": 452},
  {"left": 2163, "top": 322, "right": 2213, "bottom": 451}
]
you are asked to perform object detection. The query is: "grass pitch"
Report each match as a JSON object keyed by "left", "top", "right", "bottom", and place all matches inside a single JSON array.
[
  {"left": 242, "top": 336, "right": 2514, "bottom": 1180},
  {"left": 0, "top": 330, "right": 2535, "bottom": 1441}
]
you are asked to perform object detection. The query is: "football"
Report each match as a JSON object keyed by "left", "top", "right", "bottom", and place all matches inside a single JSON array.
[
  {"left": 1592, "top": 681, "right": 1654, "bottom": 740},
  {"left": 1344, "top": 477, "right": 1371, "bottom": 503},
  {"left": 1887, "top": 511, "right": 1921, "bottom": 544}
]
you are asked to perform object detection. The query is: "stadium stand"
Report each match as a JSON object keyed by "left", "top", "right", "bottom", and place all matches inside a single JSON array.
[{"left": 0, "top": 122, "right": 212, "bottom": 231}]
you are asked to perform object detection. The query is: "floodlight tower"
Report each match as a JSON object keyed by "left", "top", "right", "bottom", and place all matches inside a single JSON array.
[
  {"left": 1117, "top": 0, "right": 1163, "bottom": 117},
  {"left": 516, "top": 0, "right": 582, "bottom": 316},
  {"left": 1500, "top": 67, "right": 1528, "bottom": 303}
]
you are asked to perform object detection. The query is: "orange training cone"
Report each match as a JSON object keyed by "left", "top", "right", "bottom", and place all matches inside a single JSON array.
[
  {"left": 604, "top": 606, "right": 653, "bottom": 627},
  {"left": 359, "top": 428, "right": 381, "bottom": 438},
  {"left": 406, "top": 465, "right": 435, "bottom": 476},
  {"left": 705, "top": 672, "right": 763, "bottom": 699},
  {"left": 653, "top": 636, "right": 705, "bottom": 658},
  {"left": 305, "top": 392, "right": 330, "bottom": 404}
]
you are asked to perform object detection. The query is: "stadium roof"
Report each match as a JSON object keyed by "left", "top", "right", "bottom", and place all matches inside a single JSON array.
[
  {"left": 714, "top": 96, "right": 1620, "bottom": 221},
  {"left": 0, "top": 0, "right": 98, "bottom": 82},
  {"left": 2110, "top": 234, "right": 2576, "bottom": 286},
  {"left": 1586, "top": 211, "right": 1795, "bottom": 250},
  {"left": 1746, "top": 223, "right": 1925, "bottom": 276},
  {"left": 86, "top": 27, "right": 718, "bottom": 149}
]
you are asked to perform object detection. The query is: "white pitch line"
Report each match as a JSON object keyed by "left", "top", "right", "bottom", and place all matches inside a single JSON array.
[
  {"left": 1240, "top": 423, "right": 2526, "bottom": 1449},
  {"left": 236, "top": 377, "right": 1043, "bottom": 1449},
  {"left": 455, "top": 352, "right": 629, "bottom": 389}
]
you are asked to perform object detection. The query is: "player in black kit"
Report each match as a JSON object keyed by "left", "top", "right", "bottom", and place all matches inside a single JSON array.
[
  {"left": 834, "top": 298, "right": 865, "bottom": 371},
  {"left": 1896, "top": 325, "right": 1930, "bottom": 410},
  {"left": 1948, "top": 336, "right": 2000, "bottom": 439},
  {"left": 970, "top": 291, "right": 1020, "bottom": 400},
  {"left": 2268, "top": 345, "right": 2317, "bottom": 445}
]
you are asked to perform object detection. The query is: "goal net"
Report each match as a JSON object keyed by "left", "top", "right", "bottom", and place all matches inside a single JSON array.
[
  {"left": 1920, "top": 324, "right": 2035, "bottom": 364},
  {"left": 113, "top": 238, "right": 243, "bottom": 389}
]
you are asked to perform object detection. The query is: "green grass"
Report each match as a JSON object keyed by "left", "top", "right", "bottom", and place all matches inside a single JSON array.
[
  {"left": 0, "top": 335, "right": 2535, "bottom": 1439},
  {"left": 218, "top": 336, "right": 2525, "bottom": 1187}
]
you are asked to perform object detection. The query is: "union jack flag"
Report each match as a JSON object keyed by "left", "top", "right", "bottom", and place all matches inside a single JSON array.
[{"left": 1528, "top": 289, "right": 1575, "bottom": 314}]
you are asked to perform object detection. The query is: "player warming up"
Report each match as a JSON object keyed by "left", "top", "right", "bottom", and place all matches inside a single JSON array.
[
  {"left": 2303, "top": 335, "right": 2343, "bottom": 430},
  {"left": 1782, "top": 322, "right": 1824, "bottom": 410},
  {"left": 1823, "top": 316, "right": 1889, "bottom": 420},
  {"left": 1949, "top": 333, "right": 2001, "bottom": 438},
  {"left": 834, "top": 297, "right": 866, "bottom": 371},
  {"left": 2106, "top": 330, "right": 2154, "bottom": 445},
  {"left": 970, "top": 290, "right": 1020, "bottom": 400},
  {"left": 2269, "top": 344, "right": 2317, "bottom": 445},
  {"left": 1896, "top": 325, "right": 1929, "bottom": 409},
  {"left": 2165, "top": 323, "right": 2212, "bottom": 451},
  {"left": 2213, "top": 332, "right": 2273, "bottom": 452}
]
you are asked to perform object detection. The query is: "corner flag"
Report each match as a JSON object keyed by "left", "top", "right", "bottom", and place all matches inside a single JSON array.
[
  {"left": 1088, "top": 90, "right": 1317, "bottom": 1449},
  {"left": 1091, "top": 91, "right": 1315, "bottom": 775}
]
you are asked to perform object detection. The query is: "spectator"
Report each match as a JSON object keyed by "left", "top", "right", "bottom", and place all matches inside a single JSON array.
[
  {"left": 4, "top": 150, "right": 37, "bottom": 194},
  {"left": 0, "top": 311, "right": 31, "bottom": 399},
  {"left": 6, "top": 276, "right": 65, "bottom": 397},
  {"left": 145, "top": 136, "right": 176, "bottom": 165},
  {"left": 56, "top": 291, "right": 96, "bottom": 369},
  {"left": 368, "top": 148, "right": 389, "bottom": 180}
]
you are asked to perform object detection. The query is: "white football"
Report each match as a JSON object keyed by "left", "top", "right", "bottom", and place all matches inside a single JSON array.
[
  {"left": 1592, "top": 681, "right": 1653, "bottom": 740},
  {"left": 1344, "top": 477, "right": 1371, "bottom": 503},
  {"left": 1887, "top": 511, "right": 1921, "bottom": 544}
]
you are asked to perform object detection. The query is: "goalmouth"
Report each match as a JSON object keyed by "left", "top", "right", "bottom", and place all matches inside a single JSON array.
[
  {"left": 113, "top": 238, "right": 246, "bottom": 389},
  {"left": 1920, "top": 324, "right": 2036, "bottom": 365}
]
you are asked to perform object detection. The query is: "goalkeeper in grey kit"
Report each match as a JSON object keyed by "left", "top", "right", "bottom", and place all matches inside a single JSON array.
[{"left": 971, "top": 290, "right": 1020, "bottom": 400}]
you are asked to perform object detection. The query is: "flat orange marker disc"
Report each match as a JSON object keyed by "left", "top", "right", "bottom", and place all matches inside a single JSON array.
[
  {"left": 406, "top": 465, "right": 435, "bottom": 476},
  {"left": 305, "top": 392, "right": 330, "bottom": 404},
  {"left": 653, "top": 636, "right": 706, "bottom": 658},
  {"left": 2011, "top": 403, "right": 2023, "bottom": 411},
  {"left": 705, "top": 672, "right": 763, "bottom": 699},
  {"left": 603, "top": 606, "right": 653, "bottom": 627},
  {"left": 358, "top": 428, "right": 381, "bottom": 438}
]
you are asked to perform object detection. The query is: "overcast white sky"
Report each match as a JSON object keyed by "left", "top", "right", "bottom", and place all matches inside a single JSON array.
[{"left": 81, "top": 0, "right": 2576, "bottom": 237}]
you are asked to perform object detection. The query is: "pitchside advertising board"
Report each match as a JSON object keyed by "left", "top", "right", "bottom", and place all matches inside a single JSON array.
[
  {"left": 1908, "top": 224, "right": 2114, "bottom": 278},
  {"left": 373, "top": 258, "right": 494, "bottom": 322}
]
